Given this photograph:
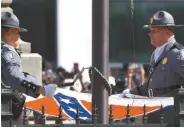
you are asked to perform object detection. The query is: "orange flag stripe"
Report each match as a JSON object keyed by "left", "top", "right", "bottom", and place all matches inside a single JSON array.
[
  {"left": 25, "top": 97, "right": 69, "bottom": 118},
  {"left": 80, "top": 100, "right": 92, "bottom": 113},
  {"left": 111, "top": 105, "right": 160, "bottom": 119},
  {"left": 80, "top": 100, "right": 160, "bottom": 119}
]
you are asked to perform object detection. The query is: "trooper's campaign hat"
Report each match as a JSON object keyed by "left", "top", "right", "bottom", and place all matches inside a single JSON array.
[
  {"left": 143, "top": 10, "right": 184, "bottom": 29},
  {"left": 1, "top": 11, "right": 27, "bottom": 32}
]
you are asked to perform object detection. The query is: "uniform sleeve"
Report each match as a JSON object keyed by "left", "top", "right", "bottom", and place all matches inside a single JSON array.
[
  {"left": 2, "top": 51, "right": 41, "bottom": 98},
  {"left": 129, "top": 82, "right": 148, "bottom": 96},
  {"left": 172, "top": 49, "right": 184, "bottom": 79}
]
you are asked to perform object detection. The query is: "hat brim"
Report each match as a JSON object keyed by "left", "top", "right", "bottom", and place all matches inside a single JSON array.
[
  {"left": 143, "top": 24, "right": 184, "bottom": 29},
  {"left": 19, "top": 28, "right": 28, "bottom": 32},
  {"left": 1, "top": 24, "right": 28, "bottom": 32}
]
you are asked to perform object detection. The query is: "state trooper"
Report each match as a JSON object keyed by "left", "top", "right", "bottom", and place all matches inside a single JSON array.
[
  {"left": 1, "top": 11, "right": 58, "bottom": 126},
  {"left": 122, "top": 10, "right": 184, "bottom": 124}
]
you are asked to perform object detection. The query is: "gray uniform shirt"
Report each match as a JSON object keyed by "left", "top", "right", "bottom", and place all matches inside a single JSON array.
[
  {"left": 130, "top": 38, "right": 184, "bottom": 97},
  {"left": 1, "top": 41, "right": 40, "bottom": 97}
]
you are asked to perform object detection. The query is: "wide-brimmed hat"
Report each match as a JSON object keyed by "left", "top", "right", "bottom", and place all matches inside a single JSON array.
[
  {"left": 1, "top": 11, "right": 27, "bottom": 32},
  {"left": 143, "top": 10, "right": 184, "bottom": 29}
]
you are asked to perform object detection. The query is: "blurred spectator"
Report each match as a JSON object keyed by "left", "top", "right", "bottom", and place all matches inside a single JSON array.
[
  {"left": 42, "top": 67, "right": 56, "bottom": 85},
  {"left": 54, "top": 66, "right": 66, "bottom": 86},
  {"left": 111, "top": 79, "right": 126, "bottom": 94},
  {"left": 41, "top": 61, "right": 148, "bottom": 95},
  {"left": 127, "top": 63, "right": 145, "bottom": 89},
  {"left": 110, "top": 63, "right": 129, "bottom": 94},
  {"left": 42, "top": 72, "right": 54, "bottom": 85},
  {"left": 113, "top": 62, "right": 146, "bottom": 93},
  {"left": 118, "top": 63, "right": 129, "bottom": 88},
  {"left": 143, "top": 63, "right": 150, "bottom": 81},
  {"left": 72, "top": 63, "right": 80, "bottom": 74},
  {"left": 56, "top": 66, "right": 74, "bottom": 79}
]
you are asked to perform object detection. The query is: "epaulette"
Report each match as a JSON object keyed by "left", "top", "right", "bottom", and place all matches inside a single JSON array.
[
  {"left": 2, "top": 43, "right": 13, "bottom": 52},
  {"left": 172, "top": 42, "right": 184, "bottom": 50},
  {"left": 1, "top": 43, "right": 10, "bottom": 54}
]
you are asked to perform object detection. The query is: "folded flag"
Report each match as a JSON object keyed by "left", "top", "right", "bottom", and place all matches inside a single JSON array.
[{"left": 25, "top": 88, "right": 173, "bottom": 120}]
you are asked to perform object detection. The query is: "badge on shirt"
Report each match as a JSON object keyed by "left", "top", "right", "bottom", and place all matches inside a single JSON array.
[{"left": 162, "top": 57, "right": 168, "bottom": 65}]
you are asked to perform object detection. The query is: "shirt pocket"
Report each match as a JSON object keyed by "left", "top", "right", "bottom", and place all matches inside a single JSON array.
[{"left": 159, "top": 64, "right": 171, "bottom": 85}]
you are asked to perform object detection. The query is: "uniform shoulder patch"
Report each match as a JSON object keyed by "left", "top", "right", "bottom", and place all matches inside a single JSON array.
[
  {"left": 174, "top": 43, "right": 184, "bottom": 50},
  {"left": 3, "top": 51, "right": 15, "bottom": 63},
  {"left": 2, "top": 51, "right": 20, "bottom": 66}
]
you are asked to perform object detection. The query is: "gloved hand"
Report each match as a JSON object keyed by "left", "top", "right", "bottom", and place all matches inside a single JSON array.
[
  {"left": 121, "top": 89, "right": 131, "bottom": 98},
  {"left": 44, "top": 84, "right": 58, "bottom": 96}
]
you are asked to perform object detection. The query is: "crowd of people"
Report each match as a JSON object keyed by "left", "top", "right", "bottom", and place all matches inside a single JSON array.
[
  {"left": 42, "top": 62, "right": 89, "bottom": 92},
  {"left": 42, "top": 61, "right": 150, "bottom": 95}
]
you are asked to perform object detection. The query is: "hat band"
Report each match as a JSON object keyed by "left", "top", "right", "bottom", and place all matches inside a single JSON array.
[{"left": 1, "top": 20, "right": 19, "bottom": 28}]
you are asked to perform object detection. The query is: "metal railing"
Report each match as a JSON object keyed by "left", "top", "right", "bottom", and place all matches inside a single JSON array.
[{"left": 10, "top": 88, "right": 184, "bottom": 127}]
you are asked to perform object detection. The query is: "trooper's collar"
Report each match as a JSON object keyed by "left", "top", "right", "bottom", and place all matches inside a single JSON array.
[
  {"left": 1, "top": 40, "right": 16, "bottom": 49},
  {"left": 165, "top": 37, "right": 176, "bottom": 51}
]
